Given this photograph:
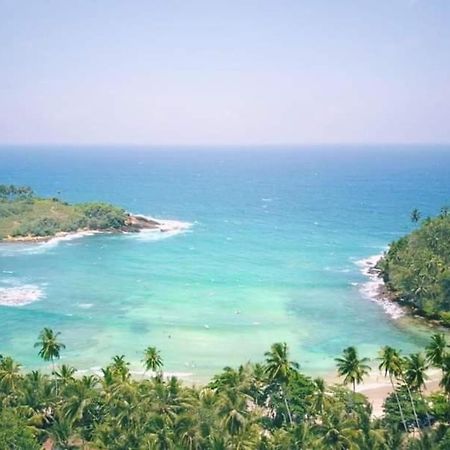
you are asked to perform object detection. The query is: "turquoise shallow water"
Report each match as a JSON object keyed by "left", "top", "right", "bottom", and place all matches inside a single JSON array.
[{"left": 0, "top": 146, "right": 449, "bottom": 381}]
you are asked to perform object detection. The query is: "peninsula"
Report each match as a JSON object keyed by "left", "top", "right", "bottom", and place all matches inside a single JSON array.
[
  {"left": 377, "top": 208, "right": 450, "bottom": 327},
  {"left": 0, "top": 184, "right": 168, "bottom": 242}
]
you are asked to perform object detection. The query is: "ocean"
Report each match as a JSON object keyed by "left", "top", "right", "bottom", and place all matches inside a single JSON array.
[{"left": 0, "top": 145, "right": 449, "bottom": 381}]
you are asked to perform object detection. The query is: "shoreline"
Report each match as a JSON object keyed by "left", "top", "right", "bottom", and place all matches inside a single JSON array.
[
  {"left": 358, "top": 253, "right": 406, "bottom": 320},
  {"left": 0, "top": 214, "right": 190, "bottom": 244},
  {"left": 324, "top": 367, "right": 442, "bottom": 417},
  {"left": 80, "top": 364, "right": 442, "bottom": 418},
  {"left": 356, "top": 368, "right": 441, "bottom": 417},
  {"left": 360, "top": 254, "right": 449, "bottom": 330}
]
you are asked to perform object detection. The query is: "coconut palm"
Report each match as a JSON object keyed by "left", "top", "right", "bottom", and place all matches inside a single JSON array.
[
  {"left": 217, "top": 388, "right": 248, "bottom": 436},
  {"left": 110, "top": 355, "right": 130, "bottom": 382},
  {"left": 264, "top": 342, "right": 299, "bottom": 425},
  {"left": 439, "top": 353, "right": 450, "bottom": 400},
  {"left": 398, "top": 355, "right": 422, "bottom": 432},
  {"left": 264, "top": 343, "right": 299, "bottom": 383},
  {"left": 307, "top": 377, "right": 333, "bottom": 418},
  {"left": 356, "top": 408, "right": 387, "bottom": 450},
  {"left": 287, "top": 421, "right": 316, "bottom": 449},
  {"left": 404, "top": 353, "right": 429, "bottom": 392},
  {"left": 46, "top": 414, "right": 74, "bottom": 450},
  {"left": 62, "top": 376, "right": 99, "bottom": 447},
  {"left": 405, "top": 353, "right": 431, "bottom": 427},
  {"left": 34, "top": 328, "right": 65, "bottom": 394},
  {"left": 0, "top": 356, "right": 22, "bottom": 395},
  {"left": 21, "top": 370, "right": 49, "bottom": 414},
  {"left": 174, "top": 413, "right": 204, "bottom": 450},
  {"left": 54, "top": 364, "right": 76, "bottom": 387},
  {"left": 314, "top": 408, "right": 361, "bottom": 450},
  {"left": 335, "top": 346, "right": 371, "bottom": 392},
  {"left": 425, "top": 333, "right": 448, "bottom": 368},
  {"left": 143, "top": 346, "right": 163, "bottom": 377},
  {"left": 378, "top": 346, "right": 408, "bottom": 432}
]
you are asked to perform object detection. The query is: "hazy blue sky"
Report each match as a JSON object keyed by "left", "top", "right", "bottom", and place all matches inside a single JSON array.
[{"left": 1, "top": 0, "right": 449, "bottom": 145}]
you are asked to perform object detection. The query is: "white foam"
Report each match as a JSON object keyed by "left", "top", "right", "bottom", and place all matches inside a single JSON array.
[
  {"left": 0, "top": 218, "right": 191, "bottom": 254},
  {"left": 0, "top": 284, "right": 45, "bottom": 306},
  {"left": 132, "top": 217, "right": 192, "bottom": 242},
  {"left": 0, "top": 230, "right": 98, "bottom": 256},
  {"left": 356, "top": 254, "right": 405, "bottom": 320}
]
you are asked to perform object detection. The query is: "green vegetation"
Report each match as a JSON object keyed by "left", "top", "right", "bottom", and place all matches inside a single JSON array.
[
  {"left": 1, "top": 331, "right": 450, "bottom": 449},
  {"left": 377, "top": 208, "right": 450, "bottom": 325},
  {"left": 0, "top": 184, "right": 128, "bottom": 240}
]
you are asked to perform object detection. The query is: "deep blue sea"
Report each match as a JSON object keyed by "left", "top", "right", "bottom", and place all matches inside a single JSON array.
[{"left": 0, "top": 146, "right": 449, "bottom": 381}]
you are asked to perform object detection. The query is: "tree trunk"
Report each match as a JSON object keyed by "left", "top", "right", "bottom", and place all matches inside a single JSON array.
[
  {"left": 390, "top": 375, "right": 408, "bottom": 433},
  {"left": 281, "top": 385, "right": 293, "bottom": 425},
  {"left": 419, "top": 390, "right": 431, "bottom": 428},
  {"left": 52, "top": 357, "right": 58, "bottom": 396},
  {"left": 404, "top": 383, "right": 421, "bottom": 431}
]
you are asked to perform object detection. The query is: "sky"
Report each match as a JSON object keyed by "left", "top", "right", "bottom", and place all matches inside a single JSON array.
[{"left": 1, "top": 0, "right": 449, "bottom": 146}]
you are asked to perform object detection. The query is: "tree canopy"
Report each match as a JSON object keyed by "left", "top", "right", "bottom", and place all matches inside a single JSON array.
[
  {"left": 378, "top": 209, "right": 450, "bottom": 325},
  {"left": 0, "top": 332, "right": 449, "bottom": 449},
  {"left": 0, "top": 185, "right": 128, "bottom": 239}
]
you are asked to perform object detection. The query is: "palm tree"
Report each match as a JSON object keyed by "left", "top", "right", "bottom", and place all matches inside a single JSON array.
[
  {"left": 47, "top": 414, "right": 74, "bottom": 450},
  {"left": 410, "top": 208, "right": 421, "bottom": 223},
  {"left": 378, "top": 346, "right": 408, "bottom": 432},
  {"left": 143, "top": 346, "right": 163, "bottom": 378},
  {"left": 356, "top": 408, "right": 387, "bottom": 450},
  {"left": 174, "top": 413, "right": 203, "bottom": 450},
  {"left": 264, "top": 342, "right": 299, "bottom": 425},
  {"left": 288, "top": 421, "right": 316, "bottom": 449},
  {"left": 398, "top": 355, "right": 422, "bottom": 431},
  {"left": 314, "top": 408, "right": 361, "bottom": 450},
  {"left": 308, "top": 377, "right": 328, "bottom": 417},
  {"left": 62, "top": 376, "right": 99, "bottom": 446},
  {"left": 335, "top": 346, "right": 371, "bottom": 392},
  {"left": 439, "top": 353, "right": 450, "bottom": 400},
  {"left": 54, "top": 364, "right": 76, "bottom": 387},
  {"left": 0, "top": 356, "right": 22, "bottom": 395},
  {"left": 404, "top": 353, "right": 431, "bottom": 427},
  {"left": 34, "top": 328, "right": 65, "bottom": 394},
  {"left": 404, "top": 353, "right": 429, "bottom": 392},
  {"left": 110, "top": 355, "right": 130, "bottom": 382},
  {"left": 425, "top": 333, "right": 448, "bottom": 368},
  {"left": 217, "top": 388, "right": 248, "bottom": 436}
]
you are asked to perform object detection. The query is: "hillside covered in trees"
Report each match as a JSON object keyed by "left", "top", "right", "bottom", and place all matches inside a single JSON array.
[
  {"left": 377, "top": 208, "right": 450, "bottom": 326},
  {"left": 0, "top": 185, "right": 157, "bottom": 240},
  {"left": 1, "top": 330, "right": 450, "bottom": 449}
]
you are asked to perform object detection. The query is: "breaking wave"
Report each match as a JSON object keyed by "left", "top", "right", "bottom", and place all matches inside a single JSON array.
[
  {"left": 0, "top": 284, "right": 45, "bottom": 307},
  {"left": 356, "top": 254, "right": 405, "bottom": 320},
  {"left": 130, "top": 217, "right": 193, "bottom": 242}
]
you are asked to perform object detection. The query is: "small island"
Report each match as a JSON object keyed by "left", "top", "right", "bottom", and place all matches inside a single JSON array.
[
  {"left": 377, "top": 207, "right": 450, "bottom": 327},
  {"left": 0, "top": 184, "right": 170, "bottom": 242}
]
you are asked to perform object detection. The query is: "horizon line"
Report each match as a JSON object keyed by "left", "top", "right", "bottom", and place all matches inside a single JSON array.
[{"left": 1, "top": 142, "right": 450, "bottom": 149}]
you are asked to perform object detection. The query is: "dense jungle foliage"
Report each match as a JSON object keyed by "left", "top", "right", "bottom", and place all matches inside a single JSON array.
[
  {"left": 0, "top": 330, "right": 450, "bottom": 449},
  {"left": 0, "top": 185, "right": 127, "bottom": 239},
  {"left": 378, "top": 208, "right": 450, "bottom": 325}
]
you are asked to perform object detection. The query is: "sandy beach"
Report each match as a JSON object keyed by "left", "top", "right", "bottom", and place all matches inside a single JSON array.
[{"left": 324, "top": 369, "right": 442, "bottom": 417}]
